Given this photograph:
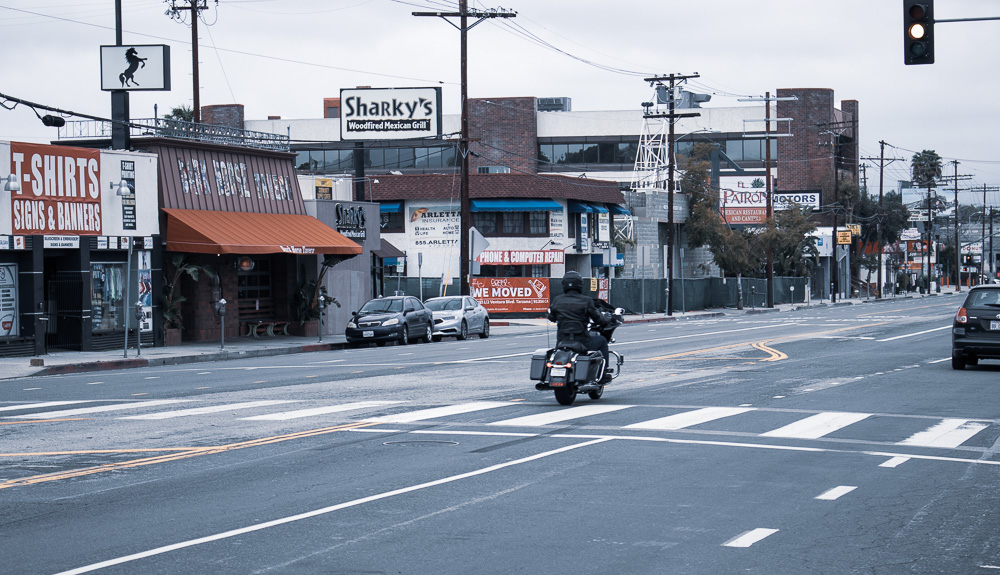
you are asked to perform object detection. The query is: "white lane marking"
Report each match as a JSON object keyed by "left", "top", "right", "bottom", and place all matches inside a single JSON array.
[
  {"left": 898, "top": 419, "right": 989, "bottom": 448},
  {"left": 52, "top": 438, "right": 612, "bottom": 575},
  {"left": 121, "top": 400, "right": 299, "bottom": 420},
  {"left": 880, "top": 456, "right": 910, "bottom": 468},
  {"left": 453, "top": 351, "right": 533, "bottom": 363},
  {"left": 241, "top": 401, "right": 405, "bottom": 421},
  {"left": 9, "top": 400, "right": 192, "bottom": 419},
  {"left": 816, "top": 486, "right": 857, "bottom": 500},
  {"left": 928, "top": 357, "right": 951, "bottom": 364},
  {"left": 0, "top": 400, "right": 94, "bottom": 413},
  {"left": 625, "top": 407, "right": 754, "bottom": 431},
  {"left": 489, "top": 404, "right": 633, "bottom": 427},
  {"left": 877, "top": 325, "right": 950, "bottom": 342},
  {"left": 723, "top": 528, "right": 779, "bottom": 548},
  {"left": 87, "top": 382, "right": 103, "bottom": 385},
  {"left": 761, "top": 411, "right": 872, "bottom": 439},
  {"left": 309, "top": 359, "right": 346, "bottom": 364},
  {"left": 617, "top": 323, "right": 799, "bottom": 347},
  {"left": 365, "top": 401, "right": 513, "bottom": 424}
]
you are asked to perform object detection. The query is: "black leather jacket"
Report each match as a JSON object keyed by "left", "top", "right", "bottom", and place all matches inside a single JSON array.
[{"left": 547, "top": 290, "right": 607, "bottom": 344}]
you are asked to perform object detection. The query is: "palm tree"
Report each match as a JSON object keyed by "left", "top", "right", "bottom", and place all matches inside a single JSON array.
[{"left": 911, "top": 150, "right": 943, "bottom": 291}]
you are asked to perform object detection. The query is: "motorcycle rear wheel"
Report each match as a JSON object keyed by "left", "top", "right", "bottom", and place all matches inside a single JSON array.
[
  {"left": 554, "top": 387, "right": 576, "bottom": 406},
  {"left": 588, "top": 385, "right": 604, "bottom": 400}
]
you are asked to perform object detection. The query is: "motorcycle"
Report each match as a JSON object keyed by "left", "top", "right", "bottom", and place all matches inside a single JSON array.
[{"left": 529, "top": 300, "right": 625, "bottom": 406}]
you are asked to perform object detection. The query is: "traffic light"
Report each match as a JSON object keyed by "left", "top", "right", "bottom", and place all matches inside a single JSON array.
[{"left": 904, "top": 1, "right": 934, "bottom": 65}]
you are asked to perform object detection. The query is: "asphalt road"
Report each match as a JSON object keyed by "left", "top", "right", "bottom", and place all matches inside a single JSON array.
[{"left": 3, "top": 293, "right": 1000, "bottom": 574}]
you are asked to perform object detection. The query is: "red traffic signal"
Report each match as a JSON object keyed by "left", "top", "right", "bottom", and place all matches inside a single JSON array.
[{"left": 904, "top": 0, "right": 934, "bottom": 65}]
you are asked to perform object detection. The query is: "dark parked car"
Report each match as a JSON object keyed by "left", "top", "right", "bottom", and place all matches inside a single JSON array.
[
  {"left": 346, "top": 296, "right": 434, "bottom": 347},
  {"left": 424, "top": 296, "right": 490, "bottom": 341},
  {"left": 952, "top": 285, "right": 1000, "bottom": 369}
]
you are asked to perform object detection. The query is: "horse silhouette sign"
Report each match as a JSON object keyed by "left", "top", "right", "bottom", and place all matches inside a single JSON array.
[{"left": 100, "top": 45, "right": 171, "bottom": 91}]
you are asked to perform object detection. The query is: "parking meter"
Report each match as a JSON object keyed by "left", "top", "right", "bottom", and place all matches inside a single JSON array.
[
  {"left": 790, "top": 285, "right": 795, "bottom": 304},
  {"left": 317, "top": 294, "right": 328, "bottom": 343},
  {"left": 133, "top": 301, "right": 144, "bottom": 356},
  {"left": 215, "top": 298, "right": 227, "bottom": 349}
]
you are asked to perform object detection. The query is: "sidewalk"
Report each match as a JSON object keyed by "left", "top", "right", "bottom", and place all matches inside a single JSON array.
[{"left": 0, "top": 289, "right": 957, "bottom": 381}]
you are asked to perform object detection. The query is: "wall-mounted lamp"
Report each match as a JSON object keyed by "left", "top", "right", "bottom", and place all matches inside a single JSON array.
[
  {"left": 3, "top": 174, "right": 20, "bottom": 193},
  {"left": 111, "top": 180, "right": 131, "bottom": 196},
  {"left": 540, "top": 239, "right": 563, "bottom": 250}
]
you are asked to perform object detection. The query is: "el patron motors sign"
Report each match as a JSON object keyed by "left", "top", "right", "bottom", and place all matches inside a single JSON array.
[
  {"left": 9, "top": 143, "right": 102, "bottom": 235},
  {"left": 340, "top": 87, "right": 442, "bottom": 141}
]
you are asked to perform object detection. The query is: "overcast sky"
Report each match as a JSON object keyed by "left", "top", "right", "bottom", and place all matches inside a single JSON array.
[{"left": 2, "top": 0, "right": 999, "bottom": 204}]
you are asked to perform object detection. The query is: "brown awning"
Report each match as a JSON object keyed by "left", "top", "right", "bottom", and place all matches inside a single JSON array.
[
  {"left": 163, "top": 209, "right": 363, "bottom": 255},
  {"left": 372, "top": 239, "right": 405, "bottom": 259}
]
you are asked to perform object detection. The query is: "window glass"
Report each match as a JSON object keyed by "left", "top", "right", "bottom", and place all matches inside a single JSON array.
[
  {"left": 551, "top": 144, "right": 568, "bottom": 164},
  {"left": 725, "top": 139, "right": 744, "bottom": 161},
  {"left": 617, "top": 142, "right": 638, "bottom": 164},
  {"left": 414, "top": 148, "right": 429, "bottom": 168},
  {"left": 598, "top": 143, "right": 616, "bottom": 163},
  {"left": 442, "top": 146, "right": 457, "bottom": 167},
  {"left": 368, "top": 149, "right": 385, "bottom": 169},
  {"left": 382, "top": 148, "right": 399, "bottom": 169},
  {"left": 582, "top": 144, "right": 599, "bottom": 163},
  {"left": 529, "top": 212, "right": 548, "bottom": 234},
  {"left": 91, "top": 263, "right": 126, "bottom": 332},
  {"left": 380, "top": 211, "right": 404, "bottom": 233},
  {"left": 295, "top": 151, "right": 312, "bottom": 171},
  {"left": 502, "top": 212, "right": 526, "bottom": 234},
  {"left": 398, "top": 148, "right": 415, "bottom": 169},
  {"left": 473, "top": 212, "right": 496, "bottom": 234},
  {"left": 563, "top": 143, "right": 584, "bottom": 163},
  {"left": 743, "top": 139, "right": 763, "bottom": 161},
  {"left": 531, "top": 265, "right": 548, "bottom": 278},
  {"left": 539, "top": 144, "right": 553, "bottom": 165},
  {"left": 425, "top": 148, "right": 442, "bottom": 168}
]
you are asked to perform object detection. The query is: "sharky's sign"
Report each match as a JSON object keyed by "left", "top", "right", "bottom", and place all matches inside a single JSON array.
[{"left": 334, "top": 203, "right": 367, "bottom": 239}]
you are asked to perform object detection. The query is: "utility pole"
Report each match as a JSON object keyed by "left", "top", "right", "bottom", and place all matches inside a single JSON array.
[
  {"left": 165, "top": 1, "right": 215, "bottom": 124},
  {"left": 641, "top": 74, "right": 700, "bottom": 315},
  {"left": 739, "top": 93, "right": 796, "bottom": 307},
  {"left": 862, "top": 144, "right": 905, "bottom": 298},
  {"left": 414, "top": 3, "right": 516, "bottom": 296},
  {"left": 953, "top": 160, "right": 960, "bottom": 292}
]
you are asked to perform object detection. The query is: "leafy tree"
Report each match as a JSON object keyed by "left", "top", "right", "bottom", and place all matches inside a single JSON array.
[{"left": 760, "top": 207, "right": 819, "bottom": 277}]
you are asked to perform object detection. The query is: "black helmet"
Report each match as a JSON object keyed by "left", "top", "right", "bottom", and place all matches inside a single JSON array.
[{"left": 561, "top": 271, "right": 583, "bottom": 293}]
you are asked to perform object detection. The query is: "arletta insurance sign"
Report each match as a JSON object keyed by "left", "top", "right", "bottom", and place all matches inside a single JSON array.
[{"left": 340, "top": 87, "right": 442, "bottom": 141}]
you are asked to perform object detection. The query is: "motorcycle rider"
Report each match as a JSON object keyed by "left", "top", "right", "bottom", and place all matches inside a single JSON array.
[{"left": 547, "top": 271, "right": 613, "bottom": 383}]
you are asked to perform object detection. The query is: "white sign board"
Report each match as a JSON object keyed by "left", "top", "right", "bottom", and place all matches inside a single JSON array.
[
  {"left": 100, "top": 45, "right": 171, "bottom": 91},
  {"left": 340, "top": 87, "right": 443, "bottom": 141}
]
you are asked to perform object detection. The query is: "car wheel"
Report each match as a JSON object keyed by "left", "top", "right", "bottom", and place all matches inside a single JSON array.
[
  {"left": 423, "top": 324, "right": 433, "bottom": 343},
  {"left": 967, "top": 355, "right": 980, "bottom": 366},
  {"left": 478, "top": 319, "right": 490, "bottom": 339},
  {"left": 952, "top": 351, "right": 966, "bottom": 370},
  {"left": 399, "top": 326, "right": 409, "bottom": 346},
  {"left": 375, "top": 341, "right": 386, "bottom": 347},
  {"left": 432, "top": 335, "right": 442, "bottom": 342},
  {"left": 346, "top": 340, "right": 360, "bottom": 349},
  {"left": 456, "top": 320, "right": 468, "bottom": 341}
]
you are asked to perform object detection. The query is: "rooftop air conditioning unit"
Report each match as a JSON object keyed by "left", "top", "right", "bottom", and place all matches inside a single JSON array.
[{"left": 536, "top": 97, "right": 572, "bottom": 112}]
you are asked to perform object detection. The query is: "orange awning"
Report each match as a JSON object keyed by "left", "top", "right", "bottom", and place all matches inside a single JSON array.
[{"left": 163, "top": 209, "right": 363, "bottom": 256}]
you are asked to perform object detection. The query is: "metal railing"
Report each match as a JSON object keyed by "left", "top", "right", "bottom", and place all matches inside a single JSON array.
[{"left": 57, "top": 118, "right": 290, "bottom": 152}]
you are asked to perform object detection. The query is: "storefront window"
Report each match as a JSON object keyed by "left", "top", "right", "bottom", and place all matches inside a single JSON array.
[{"left": 91, "top": 263, "right": 126, "bottom": 332}]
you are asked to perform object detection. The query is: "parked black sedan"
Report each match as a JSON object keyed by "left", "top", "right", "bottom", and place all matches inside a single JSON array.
[
  {"left": 952, "top": 284, "right": 1000, "bottom": 369},
  {"left": 346, "top": 296, "right": 434, "bottom": 347}
]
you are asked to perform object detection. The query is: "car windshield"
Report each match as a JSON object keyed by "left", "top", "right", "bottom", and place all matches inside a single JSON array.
[
  {"left": 359, "top": 299, "right": 403, "bottom": 313},
  {"left": 425, "top": 299, "right": 462, "bottom": 311},
  {"left": 968, "top": 290, "right": 1000, "bottom": 307}
]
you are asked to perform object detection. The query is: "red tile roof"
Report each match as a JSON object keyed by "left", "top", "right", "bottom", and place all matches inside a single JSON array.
[{"left": 370, "top": 173, "right": 624, "bottom": 204}]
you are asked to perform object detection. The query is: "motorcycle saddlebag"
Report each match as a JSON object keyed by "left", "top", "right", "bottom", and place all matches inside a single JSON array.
[
  {"left": 574, "top": 352, "right": 604, "bottom": 382},
  {"left": 529, "top": 349, "right": 549, "bottom": 381}
]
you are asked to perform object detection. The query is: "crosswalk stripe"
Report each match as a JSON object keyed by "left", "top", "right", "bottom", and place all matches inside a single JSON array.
[
  {"left": 241, "top": 401, "right": 406, "bottom": 421},
  {"left": 625, "top": 407, "right": 754, "bottom": 431},
  {"left": 723, "top": 528, "right": 779, "bottom": 548},
  {"left": 761, "top": 412, "right": 872, "bottom": 439},
  {"left": 121, "top": 401, "right": 300, "bottom": 420},
  {"left": 10, "top": 400, "right": 192, "bottom": 419},
  {"left": 0, "top": 401, "right": 94, "bottom": 413},
  {"left": 898, "top": 419, "right": 989, "bottom": 448},
  {"left": 365, "top": 401, "right": 512, "bottom": 424},
  {"left": 488, "top": 404, "right": 633, "bottom": 427}
]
